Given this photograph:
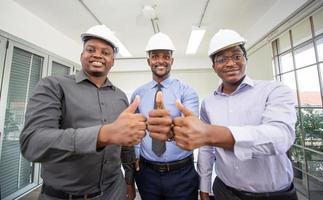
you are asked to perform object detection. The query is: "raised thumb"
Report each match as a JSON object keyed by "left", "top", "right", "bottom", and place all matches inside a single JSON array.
[
  {"left": 155, "top": 91, "right": 165, "bottom": 109},
  {"left": 176, "top": 99, "right": 194, "bottom": 117},
  {"left": 124, "top": 95, "right": 140, "bottom": 113}
]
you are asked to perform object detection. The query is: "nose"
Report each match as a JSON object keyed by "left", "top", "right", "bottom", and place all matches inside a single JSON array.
[
  {"left": 226, "top": 58, "right": 236, "bottom": 66},
  {"left": 93, "top": 51, "right": 103, "bottom": 58}
]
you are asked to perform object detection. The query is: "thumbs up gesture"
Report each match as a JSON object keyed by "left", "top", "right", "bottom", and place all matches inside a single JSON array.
[
  {"left": 97, "top": 96, "right": 146, "bottom": 147},
  {"left": 173, "top": 100, "right": 208, "bottom": 151},
  {"left": 147, "top": 91, "right": 173, "bottom": 141}
]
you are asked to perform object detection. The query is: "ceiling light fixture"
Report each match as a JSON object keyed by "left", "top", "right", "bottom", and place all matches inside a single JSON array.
[
  {"left": 185, "top": 27, "right": 206, "bottom": 54},
  {"left": 185, "top": 0, "right": 209, "bottom": 55},
  {"left": 142, "top": 5, "right": 156, "bottom": 19}
]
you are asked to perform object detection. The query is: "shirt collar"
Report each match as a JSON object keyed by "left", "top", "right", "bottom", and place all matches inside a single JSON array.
[
  {"left": 214, "top": 75, "right": 254, "bottom": 95},
  {"left": 75, "top": 70, "right": 115, "bottom": 89},
  {"left": 149, "top": 76, "right": 172, "bottom": 89}
]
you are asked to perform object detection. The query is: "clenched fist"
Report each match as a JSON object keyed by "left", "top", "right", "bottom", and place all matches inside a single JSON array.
[
  {"left": 147, "top": 91, "right": 173, "bottom": 141},
  {"left": 97, "top": 96, "right": 147, "bottom": 147}
]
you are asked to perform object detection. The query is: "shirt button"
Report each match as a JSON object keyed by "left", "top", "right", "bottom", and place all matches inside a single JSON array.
[
  {"left": 101, "top": 102, "right": 104, "bottom": 105},
  {"left": 103, "top": 119, "right": 107, "bottom": 122}
]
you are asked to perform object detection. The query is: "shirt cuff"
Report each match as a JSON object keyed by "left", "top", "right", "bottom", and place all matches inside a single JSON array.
[
  {"left": 229, "top": 126, "right": 254, "bottom": 161},
  {"left": 199, "top": 177, "right": 212, "bottom": 193}
]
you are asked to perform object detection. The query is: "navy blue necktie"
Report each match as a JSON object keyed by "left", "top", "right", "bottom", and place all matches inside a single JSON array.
[{"left": 152, "top": 83, "right": 166, "bottom": 156}]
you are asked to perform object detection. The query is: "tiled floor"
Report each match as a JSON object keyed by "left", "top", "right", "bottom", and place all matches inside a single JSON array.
[{"left": 18, "top": 186, "right": 142, "bottom": 200}]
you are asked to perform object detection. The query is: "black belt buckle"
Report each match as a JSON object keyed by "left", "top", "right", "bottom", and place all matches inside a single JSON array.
[
  {"left": 158, "top": 164, "right": 170, "bottom": 172},
  {"left": 83, "top": 191, "right": 103, "bottom": 200}
]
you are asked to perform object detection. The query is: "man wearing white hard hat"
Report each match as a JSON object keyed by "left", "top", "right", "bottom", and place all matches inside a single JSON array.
[
  {"left": 130, "top": 32, "right": 199, "bottom": 200},
  {"left": 173, "top": 29, "right": 298, "bottom": 200},
  {"left": 20, "top": 25, "right": 146, "bottom": 200}
]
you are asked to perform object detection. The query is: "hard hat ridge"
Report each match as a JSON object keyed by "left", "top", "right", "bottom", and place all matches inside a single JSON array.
[
  {"left": 145, "top": 32, "right": 176, "bottom": 52},
  {"left": 81, "top": 25, "right": 119, "bottom": 54},
  {"left": 208, "top": 29, "right": 246, "bottom": 57}
]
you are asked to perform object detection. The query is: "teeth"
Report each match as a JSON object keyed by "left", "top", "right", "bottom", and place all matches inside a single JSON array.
[{"left": 92, "top": 61, "right": 103, "bottom": 66}]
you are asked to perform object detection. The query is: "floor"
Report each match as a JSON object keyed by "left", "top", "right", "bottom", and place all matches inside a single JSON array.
[
  {"left": 16, "top": 184, "right": 307, "bottom": 200},
  {"left": 18, "top": 186, "right": 142, "bottom": 200}
]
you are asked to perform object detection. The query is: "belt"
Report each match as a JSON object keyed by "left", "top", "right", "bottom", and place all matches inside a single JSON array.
[
  {"left": 140, "top": 155, "right": 193, "bottom": 173},
  {"left": 42, "top": 184, "right": 103, "bottom": 199},
  {"left": 215, "top": 177, "right": 297, "bottom": 200}
]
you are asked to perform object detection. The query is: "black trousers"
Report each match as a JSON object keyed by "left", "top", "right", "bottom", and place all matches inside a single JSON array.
[
  {"left": 135, "top": 163, "right": 198, "bottom": 200},
  {"left": 212, "top": 177, "right": 298, "bottom": 200}
]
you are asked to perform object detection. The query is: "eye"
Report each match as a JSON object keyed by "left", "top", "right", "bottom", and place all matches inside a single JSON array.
[
  {"left": 102, "top": 50, "right": 112, "bottom": 56},
  {"left": 151, "top": 55, "right": 158, "bottom": 59},
  {"left": 163, "top": 55, "right": 171, "bottom": 60},
  {"left": 232, "top": 54, "right": 243, "bottom": 61},
  {"left": 216, "top": 57, "right": 226, "bottom": 64},
  {"left": 86, "top": 47, "right": 94, "bottom": 53}
]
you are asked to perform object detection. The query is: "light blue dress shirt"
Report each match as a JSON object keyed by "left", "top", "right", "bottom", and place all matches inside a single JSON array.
[
  {"left": 197, "top": 76, "right": 296, "bottom": 193},
  {"left": 131, "top": 77, "right": 199, "bottom": 162}
]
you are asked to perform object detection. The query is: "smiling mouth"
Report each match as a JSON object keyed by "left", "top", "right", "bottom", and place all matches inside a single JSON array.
[{"left": 91, "top": 61, "right": 104, "bottom": 67}]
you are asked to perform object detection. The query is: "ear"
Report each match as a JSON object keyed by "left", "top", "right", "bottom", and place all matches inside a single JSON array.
[{"left": 111, "top": 57, "right": 115, "bottom": 67}]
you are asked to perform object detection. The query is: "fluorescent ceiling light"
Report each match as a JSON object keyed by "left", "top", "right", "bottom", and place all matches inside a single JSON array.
[{"left": 185, "top": 27, "right": 206, "bottom": 55}]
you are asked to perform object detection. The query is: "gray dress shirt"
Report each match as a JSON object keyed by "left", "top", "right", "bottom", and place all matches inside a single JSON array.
[{"left": 20, "top": 70, "right": 134, "bottom": 195}]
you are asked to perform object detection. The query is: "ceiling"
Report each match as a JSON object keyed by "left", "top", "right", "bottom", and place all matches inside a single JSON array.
[{"left": 13, "top": 0, "right": 310, "bottom": 59}]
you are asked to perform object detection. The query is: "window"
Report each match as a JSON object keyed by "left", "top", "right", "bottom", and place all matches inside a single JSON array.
[
  {"left": 0, "top": 44, "right": 44, "bottom": 198},
  {"left": 273, "top": 8, "right": 323, "bottom": 200},
  {"left": 51, "top": 61, "right": 71, "bottom": 76},
  {"left": 0, "top": 35, "right": 76, "bottom": 199}
]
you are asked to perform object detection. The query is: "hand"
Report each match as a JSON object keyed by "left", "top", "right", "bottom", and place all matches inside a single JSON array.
[
  {"left": 97, "top": 96, "right": 146, "bottom": 147},
  {"left": 173, "top": 100, "right": 209, "bottom": 150},
  {"left": 127, "top": 183, "right": 136, "bottom": 200},
  {"left": 147, "top": 91, "right": 173, "bottom": 141},
  {"left": 200, "top": 191, "right": 210, "bottom": 200},
  {"left": 135, "top": 159, "right": 140, "bottom": 171}
]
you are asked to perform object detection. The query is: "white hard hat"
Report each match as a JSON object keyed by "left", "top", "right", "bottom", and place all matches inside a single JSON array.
[
  {"left": 145, "top": 32, "right": 175, "bottom": 52},
  {"left": 81, "top": 25, "right": 119, "bottom": 54},
  {"left": 208, "top": 29, "right": 246, "bottom": 57}
]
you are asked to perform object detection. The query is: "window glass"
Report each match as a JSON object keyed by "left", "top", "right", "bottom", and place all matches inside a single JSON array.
[
  {"left": 280, "top": 52, "right": 294, "bottom": 73},
  {"left": 296, "top": 65, "right": 321, "bottom": 107},
  {"left": 295, "top": 43, "right": 316, "bottom": 68},
  {"left": 301, "top": 108, "right": 323, "bottom": 152},
  {"left": 278, "top": 31, "right": 291, "bottom": 53},
  {"left": 272, "top": 56, "right": 279, "bottom": 75},
  {"left": 281, "top": 71, "right": 298, "bottom": 104},
  {"left": 317, "top": 37, "right": 323, "bottom": 62},
  {"left": 290, "top": 144, "right": 309, "bottom": 198},
  {"left": 51, "top": 61, "right": 70, "bottom": 76},
  {"left": 305, "top": 149, "right": 323, "bottom": 180},
  {"left": 292, "top": 18, "right": 312, "bottom": 47},
  {"left": 308, "top": 175, "right": 323, "bottom": 200},
  {"left": 313, "top": 7, "right": 323, "bottom": 36},
  {"left": 0, "top": 47, "right": 43, "bottom": 198}
]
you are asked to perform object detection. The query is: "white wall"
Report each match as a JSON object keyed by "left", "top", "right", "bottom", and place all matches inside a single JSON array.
[
  {"left": 109, "top": 68, "right": 218, "bottom": 101},
  {"left": 247, "top": 43, "right": 274, "bottom": 80},
  {"left": 0, "top": 0, "right": 81, "bottom": 64}
]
